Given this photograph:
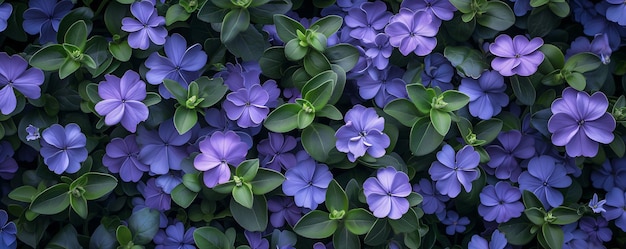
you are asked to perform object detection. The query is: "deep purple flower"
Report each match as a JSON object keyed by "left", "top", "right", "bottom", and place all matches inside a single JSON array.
[
  {"left": 548, "top": 87, "right": 616, "bottom": 157},
  {"left": 591, "top": 158, "right": 626, "bottom": 191},
  {"left": 155, "top": 172, "right": 182, "bottom": 194},
  {"left": 478, "top": 181, "right": 524, "bottom": 223},
  {"left": 384, "top": 9, "right": 438, "bottom": 56},
  {"left": 468, "top": 230, "right": 507, "bottom": 249},
  {"left": 95, "top": 70, "right": 149, "bottom": 132},
  {"left": 401, "top": 0, "right": 457, "bottom": 21},
  {"left": 103, "top": 135, "right": 149, "bottom": 182},
  {"left": 429, "top": 145, "right": 480, "bottom": 198},
  {"left": 421, "top": 53, "right": 454, "bottom": 91},
  {"left": 139, "top": 178, "right": 171, "bottom": 211},
  {"left": 0, "top": 141, "right": 17, "bottom": 180},
  {"left": 26, "top": 125, "right": 40, "bottom": 141},
  {"left": 0, "top": 3, "right": 12, "bottom": 32},
  {"left": 357, "top": 66, "right": 408, "bottom": 108},
  {"left": 0, "top": 210, "right": 16, "bottom": 249},
  {"left": 153, "top": 221, "right": 195, "bottom": 249},
  {"left": 459, "top": 70, "right": 509, "bottom": 120},
  {"left": 222, "top": 84, "right": 270, "bottom": 128},
  {"left": 258, "top": 133, "right": 297, "bottom": 172},
  {"left": 363, "top": 166, "right": 411, "bottom": 219},
  {"left": 268, "top": 196, "right": 302, "bottom": 228},
  {"left": 579, "top": 216, "right": 612, "bottom": 246},
  {"left": 40, "top": 123, "right": 87, "bottom": 174},
  {"left": 489, "top": 34, "right": 544, "bottom": 76},
  {"left": 194, "top": 131, "right": 247, "bottom": 188},
  {"left": 335, "top": 105, "right": 390, "bottom": 162},
  {"left": 603, "top": 187, "right": 626, "bottom": 232},
  {"left": 583, "top": 15, "right": 626, "bottom": 51},
  {"left": 566, "top": 34, "right": 612, "bottom": 64},
  {"left": 344, "top": 1, "right": 392, "bottom": 43},
  {"left": 412, "top": 178, "right": 449, "bottom": 214},
  {"left": 0, "top": 52, "right": 45, "bottom": 115},
  {"left": 485, "top": 130, "right": 535, "bottom": 180},
  {"left": 441, "top": 211, "right": 470, "bottom": 235},
  {"left": 22, "top": 0, "right": 73, "bottom": 44},
  {"left": 605, "top": 0, "right": 626, "bottom": 25},
  {"left": 364, "top": 33, "right": 393, "bottom": 70},
  {"left": 282, "top": 157, "right": 332, "bottom": 210},
  {"left": 121, "top": 1, "right": 167, "bottom": 50},
  {"left": 245, "top": 230, "right": 269, "bottom": 249},
  {"left": 145, "top": 33, "right": 207, "bottom": 98},
  {"left": 216, "top": 62, "right": 263, "bottom": 91},
  {"left": 510, "top": 0, "right": 532, "bottom": 16},
  {"left": 589, "top": 193, "right": 607, "bottom": 213},
  {"left": 136, "top": 121, "right": 191, "bottom": 175},
  {"left": 518, "top": 156, "right": 572, "bottom": 208},
  {"left": 562, "top": 223, "right": 588, "bottom": 249}
]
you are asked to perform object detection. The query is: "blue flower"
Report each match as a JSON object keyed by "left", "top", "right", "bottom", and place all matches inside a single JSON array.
[
  {"left": 591, "top": 158, "right": 626, "bottom": 191},
  {"left": 356, "top": 66, "right": 408, "bottom": 108},
  {"left": 103, "top": 135, "right": 149, "bottom": 183},
  {"left": 363, "top": 166, "right": 412, "bottom": 219},
  {"left": 412, "top": 178, "right": 449, "bottom": 214},
  {"left": 282, "top": 157, "right": 332, "bottom": 209},
  {"left": 153, "top": 221, "right": 196, "bottom": 249},
  {"left": 0, "top": 3, "right": 12, "bottom": 32},
  {"left": 518, "top": 156, "right": 572, "bottom": 209},
  {"left": 441, "top": 211, "right": 470, "bottom": 235},
  {"left": 478, "top": 181, "right": 524, "bottom": 223},
  {"left": 485, "top": 130, "right": 535, "bottom": 180},
  {"left": 258, "top": 133, "right": 298, "bottom": 172},
  {"left": 335, "top": 104, "right": 390, "bottom": 162},
  {"left": 602, "top": 187, "right": 626, "bottom": 232},
  {"left": 244, "top": 230, "right": 269, "bottom": 249},
  {"left": 562, "top": 223, "right": 588, "bottom": 249},
  {"left": 23, "top": 0, "right": 73, "bottom": 44},
  {"left": 25, "top": 125, "right": 40, "bottom": 141},
  {"left": 0, "top": 210, "right": 16, "bottom": 249},
  {"left": 421, "top": 53, "right": 454, "bottom": 91},
  {"left": 0, "top": 141, "right": 17, "bottom": 180},
  {"left": 121, "top": 0, "right": 167, "bottom": 50},
  {"left": 459, "top": 70, "right": 509, "bottom": 120},
  {"left": 429, "top": 145, "right": 480, "bottom": 198},
  {"left": 578, "top": 216, "right": 612, "bottom": 246},
  {"left": 589, "top": 193, "right": 607, "bottom": 213},
  {"left": 138, "top": 178, "right": 171, "bottom": 211},
  {"left": 605, "top": 0, "right": 626, "bottom": 25},
  {"left": 468, "top": 229, "right": 507, "bottom": 249},
  {"left": 267, "top": 196, "right": 302, "bottom": 228},
  {"left": 40, "top": 123, "right": 88, "bottom": 174},
  {"left": 136, "top": 121, "right": 191, "bottom": 175}
]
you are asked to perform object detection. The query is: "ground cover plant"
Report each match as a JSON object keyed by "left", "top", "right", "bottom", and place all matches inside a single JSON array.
[{"left": 0, "top": 0, "right": 626, "bottom": 248}]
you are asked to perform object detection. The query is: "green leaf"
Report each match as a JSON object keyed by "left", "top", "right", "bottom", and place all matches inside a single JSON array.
[
  {"left": 236, "top": 159, "right": 259, "bottom": 181},
  {"left": 193, "top": 227, "right": 231, "bottom": 249},
  {"left": 249, "top": 168, "right": 284, "bottom": 195},
  {"left": 510, "top": 76, "right": 536, "bottom": 106},
  {"left": 406, "top": 84, "right": 432, "bottom": 114},
  {"left": 474, "top": 118, "right": 503, "bottom": 145},
  {"left": 301, "top": 70, "right": 337, "bottom": 94},
  {"left": 527, "top": 6, "right": 561, "bottom": 37},
  {"left": 30, "top": 183, "right": 70, "bottom": 215},
  {"left": 498, "top": 218, "right": 536, "bottom": 245},
  {"left": 166, "top": 4, "right": 191, "bottom": 25},
  {"left": 522, "top": 190, "right": 544, "bottom": 209},
  {"left": 297, "top": 109, "right": 315, "bottom": 129},
  {"left": 541, "top": 223, "right": 564, "bottom": 249},
  {"left": 223, "top": 25, "right": 268, "bottom": 61},
  {"left": 80, "top": 172, "right": 118, "bottom": 200},
  {"left": 197, "top": 1, "right": 227, "bottom": 23},
  {"left": 273, "top": 14, "right": 305, "bottom": 42},
  {"left": 310, "top": 15, "right": 342, "bottom": 38},
  {"left": 264, "top": 103, "right": 300, "bottom": 132},
  {"left": 213, "top": 181, "right": 236, "bottom": 194},
  {"left": 164, "top": 80, "right": 187, "bottom": 104},
  {"left": 301, "top": 123, "right": 336, "bottom": 162},
  {"left": 259, "top": 47, "right": 288, "bottom": 79},
  {"left": 30, "top": 44, "right": 67, "bottom": 71},
  {"left": 325, "top": 44, "right": 359, "bottom": 72},
  {"left": 304, "top": 80, "right": 334, "bottom": 110},
  {"left": 116, "top": 225, "right": 132, "bottom": 246},
  {"left": 563, "top": 52, "right": 602, "bottom": 73},
  {"left": 449, "top": 0, "right": 473, "bottom": 13},
  {"left": 564, "top": 71, "right": 586, "bottom": 90},
  {"left": 316, "top": 105, "right": 343, "bottom": 120},
  {"left": 384, "top": 98, "right": 421, "bottom": 127},
  {"left": 610, "top": 135, "right": 625, "bottom": 157},
  {"left": 344, "top": 208, "right": 376, "bottom": 235},
  {"left": 407, "top": 192, "right": 423, "bottom": 207},
  {"left": 440, "top": 90, "right": 470, "bottom": 112},
  {"left": 233, "top": 185, "right": 255, "bottom": 209},
  {"left": 284, "top": 39, "right": 308, "bottom": 61},
  {"left": 476, "top": 1, "right": 515, "bottom": 31},
  {"left": 46, "top": 225, "right": 82, "bottom": 249},
  {"left": 333, "top": 226, "right": 360, "bottom": 249},
  {"left": 388, "top": 208, "right": 420, "bottom": 233},
  {"left": 56, "top": 7, "right": 94, "bottom": 44},
  {"left": 249, "top": 0, "right": 292, "bottom": 24},
  {"left": 70, "top": 195, "right": 88, "bottom": 219},
  {"left": 221, "top": 8, "right": 250, "bottom": 43},
  {"left": 444, "top": 46, "right": 488, "bottom": 79},
  {"left": 59, "top": 58, "right": 81, "bottom": 79},
  {"left": 230, "top": 195, "right": 268, "bottom": 231},
  {"left": 196, "top": 77, "right": 228, "bottom": 108},
  {"left": 325, "top": 179, "right": 348, "bottom": 213},
  {"left": 174, "top": 107, "right": 198, "bottom": 134},
  {"left": 539, "top": 44, "right": 565, "bottom": 71},
  {"left": 549, "top": 206, "right": 582, "bottom": 225},
  {"left": 364, "top": 219, "right": 391, "bottom": 246},
  {"left": 128, "top": 208, "right": 160, "bottom": 245},
  {"left": 410, "top": 117, "right": 444, "bottom": 156},
  {"left": 549, "top": 1, "right": 570, "bottom": 18},
  {"left": 530, "top": 0, "right": 549, "bottom": 7},
  {"left": 64, "top": 20, "right": 88, "bottom": 49},
  {"left": 430, "top": 109, "right": 451, "bottom": 136},
  {"left": 304, "top": 50, "right": 332, "bottom": 76},
  {"left": 9, "top": 185, "right": 38, "bottom": 203},
  {"left": 524, "top": 207, "right": 546, "bottom": 225},
  {"left": 293, "top": 210, "right": 338, "bottom": 239},
  {"left": 143, "top": 92, "right": 162, "bottom": 107},
  {"left": 171, "top": 184, "right": 198, "bottom": 208}
]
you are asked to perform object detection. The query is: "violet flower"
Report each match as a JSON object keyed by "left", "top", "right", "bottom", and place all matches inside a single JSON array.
[
  {"left": 518, "top": 155, "right": 572, "bottom": 208},
  {"left": 384, "top": 9, "right": 438, "bottom": 56},
  {"left": 562, "top": 223, "right": 588, "bottom": 249},
  {"left": 258, "top": 133, "right": 298, "bottom": 172},
  {"left": 0, "top": 141, "right": 17, "bottom": 180},
  {"left": 222, "top": 84, "right": 270, "bottom": 128},
  {"left": 268, "top": 196, "right": 301, "bottom": 228},
  {"left": 603, "top": 187, "right": 626, "bottom": 232},
  {"left": 459, "top": 70, "right": 509, "bottom": 120},
  {"left": 579, "top": 216, "right": 612, "bottom": 246},
  {"left": 245, "top": 230, "right": 269, "bottom": 249},
  {"left": 589, "top": 193, "right": 607, "bottom": 213},
  {"left": 478, "top": 181, "right": 524, "bottom": 223},
  {"left": 428, "top": 145, "right": 480, "bottom": 198},
  {"left": 344, "top": 1, "right": 392, "bottom": 44},
  {"left": 0, "top": 3, "right": 12, "bottom": 32},
  {"left": 282, "top": 157, "right": 332, "bottom": 210},
  {"left": 145, "top": 33, "right": 207, "bottom": 98},
  {"left": 489, "top": 34, "right": 544, "bottom": 76},
  {"left": 364, "top": 33, "right": 393, "bottom": 70},
  {"left": 0, "top": 210, "right": 16, "bottom": 249},
  {"left": 363, "top": 166, "right": 411, "bottom": 219},
  {"left": 103, "top": 135, "right": 149, "bottom": 183},
  {"left": 136, "top": 121, "right": 191, "bottom": 175},
  {"left": 605, "top": 0, "right": 626, "bottom": 25},
  {"left": 95, "top": 70, "right": 149, "bottom": 132},
  {"left": 121, "top": 0, "right": 167, "bottom": 50},
  {"left": 357, "top": 66, "right": 408, "bottom": 108},
  {"left": 412, "top": 178, "right": 449, "bottom": 214},
  {"left": 441, "top": 211, "right": 469, "bottom": 235},
  {"left": 0, "top": 52, "right": 45, "bottom": 115},
  {"left": 153, "top": 221, "right": 196, "bottom": 249},
  {"left": 22, "top": 0, "right": 73, "bottom": 44},
  {"left": 547, "top": 87, "right": 616, "bottom": 157},
  {"left": 468, "top": 230, "right": 507, "bottom": 249},
  {"left": 566, "top": 34, "right": 612, "bottom": 64},
  {"left": 401, "top": 0, "right": 457, "bottom": 21},
  {"left": 194, "top": 131, "right": 248, "bottom": 188},
  {"left": 484, "top": 130, "right": 535, "bottom": 180},
  {"left": 25, "top": 125, "right": 40, "bottom": 141},
  {"left": 335, "top": 104, "right": 390, "bottom": 162},
  {"left": 139, "top": 178, "right": 171, "bottom": 211},
  {"left": 421, "top": 53, "right": 455, "bottom": 91},
  {"left": 591, "top": 158, "right": 626, "bottom": 191},
  {"left": 40, "top": 123, "right": 87, "bottom": 174}
]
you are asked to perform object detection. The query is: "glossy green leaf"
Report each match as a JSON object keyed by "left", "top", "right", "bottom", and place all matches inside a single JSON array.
[
  {"left": 249, "top": 0, "right": 292, "bottom": 24},
  {"left": 333, "top": 226, "right": 360, "bottom": 249},
  {"left": 430, "top": 109, "right": 451, "bottom": 136},
  {"left": 196, "top": 77, "right": 227, "bottom": 108},
  {"left": 410, "top": 117, "right": 444, "bottom": 156},
  {"left": 384, "top": 98, "right": 421, "bottom": 127},
  {"left": 440, "top": 90, "right": 470, "bottom": 112},
  {"left": 193, "top": 227, "right": 231, "bottom": 249},
  {"left": 221, "top": 8, "right": 250, "bottom": 43},
  {"left": 449, "top": 0, "right": 472, "bottom": 13},
  {"left": 325, "top": 44, "right": 359, "bottom": 72},
  {"left": 236, "top": 159, "right": 259, "bottom": 181},
  {"left": 80, "top": 172, "right": 118, "bottom": 200},
  {"left": 230, "top": 195, "right": 268, "bottom": 231},
  {"left": 223, "top": 25, "right": 268, "bottom": 61},
  {"left": 530, "top": 0, "right": 549, "bottom": 7},
  {"left": 498, "top": 217, "right": 536, "bottom": 245},
  {"left": 296, "top": 109, "right": 315, "bottom": 129},
  {"left": 539, "top": 44, "right": 564, "bottom": 71},
  {"left": 273, "top": 14, "right": 305, "bottom": 42},
  {"left": 444, "top": 46, "right": 488, "bottom": 79},
  {"left": 171, "top": 184, "right": 198, "bottom": 208},
  {"left": 143, "top": 92, "right": 162, "bottom": 107},
  {"left": 564, "top": 52, "right": 602, "bottom": 73},
  {"left": 284, "top": 39, "right": 308, "bottom": 61},
  {"left": 564, "top": 71, "right": 586, "bottom": 90},
  {"left": 301, "top": 123, "right": 336, "bottom": 162},
  {"left": 301, "top": 70, "right": 337, "bottom": 94},
  {"left": 58, "top": 58, "right": 80, "bottom": 79},
  {"left": 524, "top": 207, "right": 546, "bottom": 225},
  {"left": 116, "top": 225, "right": 132, "bottom": 246},
  {"left": 474, "top": 118, "right": 503, "bottom": 145},
  {"left": 541, "top": 223, "right": 564, "bottom": 249},
  {"left": 510, "top": 75, "right": 536, "bottom": 106},
  {"left": 70, "top": 195, "right": 88, "bottom": 219},
  {"left": 174, "top": 107, "right": 198, "bottom": 135},
  {"left": 259, "top": 47, "right": 287, "bottom": 79},
  {"left": 30, "top": 183, "right": 70, "bottom": 215},
  {"left": 406, "top": 84, "right": 432, "bottom": 114},
  {"left": 522, "top": 190, "right": 544, "bottom": 209},
  {"left": 304, "top": 79, "right": 334, "bottom": 110},
  {"left": 549, "top": 1, "right": 570, "bottom": 18},
  {"left": 64, "top": 20, "right": 88, "bottom": 49},
  {"left": 476, "top": 1, "right": 515, "bottom": 31},
  {"left": 549, "top": 206, "right": 582, "bottom": 225},
  {"left": 364, "top": 219, "right": 391, "bottom": 246},
  {"left": 264, "top": 103, "right": 300, "bottom": 132},
  {"left": 30, "top": 44, "right": 67, "bottom": 71},
  {"left": 325, "top": 179, "right": 348, "bottom": 213},
  {"left": 344, "top": 208, "right": 376, "bottom": 235},
  {"left": 316, "top": 105, "right": 343, "bottom": 120},
  {"left": 249, "top": 168, "right": 284, "bottom": 195},
  {"left": 293, "top": 210, "right": 338, "bottom": 239},
  {"left": 388, "top": 208, "right": 420, "bottom": 233},
  {"left": 128, "top": 207, "right": 160, "bottom": 245},
  {"left": 198, "top": 1, "right": 227, "bottom": 23},
  {"left": 304, "top": 50, "right": 332, "bottom": 76},
  {"left": 9, "top": 185, "right": 38, "bottom": 203},
  {"left": 233, "top": 185, "right": 254, "bottom": 209},
  {"left": 166, "top": 4, "right": 191, "bottom": 25}
]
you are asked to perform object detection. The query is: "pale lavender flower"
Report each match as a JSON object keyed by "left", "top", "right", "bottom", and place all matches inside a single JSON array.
[
  {"left": 121, "top": 0, "right": 167, "bottom": 50},
  {"left": 222, "top": 84, "right": 270, "bottom": 128},
  {"left": 589, "top": 193, "right": 607, "bottom": 213},
  {"left": 478, "top": 181, "right": 524, "bottom": 223},
  {"left": 364, "top": 166, "right": 412, "bottom": 219},
  {"left": 384, "top": 9, "right": 438, "bottom": 56},
  {"left": 489, "top": 34, "right": 544, "bottom": 76},
  {"left": 194, "top": 131, "right": 248, "bottom": 188},
  {"left": 344, "top": 1, "right": 392, "bottom": 43},
  {"left": 429, "top": 145, "right": 480, "bottom": 198},
  {"left": 335, "top": 105, "right": 390, "bottom": 162},
  {"left": 401, "top": 0, "right": 457, "bottom": 21},
  {"left": 0, "top": 52, "right": 45, "bottom": 115},
  {"left": 136, "top": 121, "right": 191, "bottom": 175},
  {"left": 40, "top": 123, "right": 87, "bottom": 174},
  {"left": 25, "top": 125, "right": 40, "bottom": 141},
  {"left": 282, "top": 157, "right": 332, "bottom": 210},
  {"left": 103, "top": 135, "right": 149, "bottom": 182},
  {"left": 95, "top": 70, "right": 149, "bottom": 132}
]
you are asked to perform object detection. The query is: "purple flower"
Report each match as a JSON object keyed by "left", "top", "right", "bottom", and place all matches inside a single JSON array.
[
  {"left": 0, "top": 141, "right": 17, "bottom": 180},
  {"left": 468, "top": 230, "right": 507, "bottom": 249},
  {"left": 0, "top": 52, "right": 45, "bottom": 115},
  {"left": 428, "top": 145, "right": 480, "bottom": 198},
  {"left": 194, "top": 131, "right": 247, "bottom": 188},
  {"left": 121, "top": 1, "right": 167, "bottom": 50},
  {"left": 591, "top": 158, "right": 626, "bottom": 191},
  {"left": 566, "top": 34, "right": 612, "bottom": 64},
  {"left": 579, "top": 216, "right": 612, "bottom": 246},
  {"left": 547, "top": 87, "right": 616, "bottom": 157},
  {"left": 22, "top": 0, "right": 73, "bottom": 44},
  {"left": 136, "top": 121, "right": 191, "bottom": 175},
  {"left": 459, "top": 70, "right": 509, "bottom": 120},
  {"left": 0, "top": 210, "right": 16, "bottom": 249},
  {"left": 268, "top": 196, "right": 302, "bottom": 228},
  {"left": 258, "top": 133, "right": 297, "bottom": 172},
  {"left": 26, "top": 125, "right": 40, "bottom": 141},
  {"left": 364, "top": 33, "right": 393, "bottom": 70},
  {"left": 478, "top": 181, "right": 524, "bottom": 223},
  {"left": 511, "top": 0, "right": 532, "bottom": 16},
  {"left": 103, "top": 135, "right": 149, "bottom": 182},
  {"left": 139, "top": 178, "right": 171, "bottom": 211},
  {"left": 421, "top": 53, "right": 454, "bottom": 91},
  {"left": 145, "top": 33, "right": 207, "bottom": 98},
  {"left": 401, "top": 0, "right": 457, "bottom": 21},
  {"left": 215, "top": 62, "right": 262, "bottom": 91},
  {"left": 489, "top": 34, "right": 544, "bottom": 76},
  {"left": 518, "top": 156, "right": 572, "bottom": 208},
  {"left": 335, "top": 105, "right": 390, "bottom": 162},
  {"left": 562, "top": 223, "right": 588, "bottom": 249},
  {"left": 384, "top": 9, "right": 438, "bottom": 56},
  {"left": 413, "top": 178, "right": 449, "bottom": 214},
  {"left": 222, "top": 84, "right": 270, "bottom": 128},
  {"left": 153, "top": 221, "right": 195, "bottom": 249},
  {"left": 603, "top": 187, "right": 626, "bottom": 232},
  {"left": 583, "top": 15, "right": 626, "bottom": 51},
  {"left": 0, "top": 3, "right": 12, "bottom": 32},
  {"left": 441, "top": 211, "right": 469, "bottom": 235},
  {"left": 40, "top": 123, "right": 87, "bottom": 174},
  {"left": 95, "top": 70, "right": 149, "bottom": 132},
  {"left": 282, "top": 157, "right": 332, "bottom": 210},
  {"left": 589, "top": 193, "right": 607, "bottom": 213},
  {"left": 363, "top": 166, "right": 411, "bottom": 219},
  {"left": 605, "top": 0, "right": 626, "bottom": 25},
  {"left": 344, "top": 1, "right": 392, "bottom": 43},
  {"left": 484, "top": 130, "right": 535, "bottom": 180},
  {"left": 356, "top": 66, "right": 408, "bottom": 108},
  {"left": 245, "top": 230, "right": 269, "bottom": 249}
]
